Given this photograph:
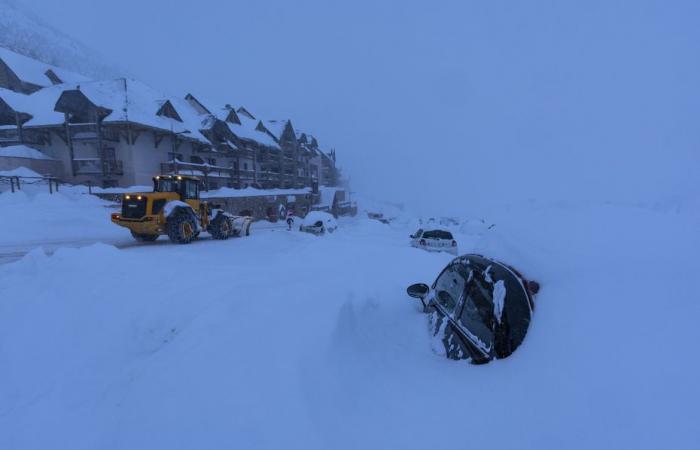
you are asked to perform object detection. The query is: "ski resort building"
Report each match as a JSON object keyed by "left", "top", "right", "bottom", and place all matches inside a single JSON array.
[{"left": 0, "top": 48, "right": 341, "bottom": 190}]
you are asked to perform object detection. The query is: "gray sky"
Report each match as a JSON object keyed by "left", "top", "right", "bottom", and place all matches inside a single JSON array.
[{"left": 16, "top": 0, "right": 700, "bottom": 213}]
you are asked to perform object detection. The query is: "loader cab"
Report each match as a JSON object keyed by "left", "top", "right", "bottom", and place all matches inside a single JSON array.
[{"left": 153, "top": 175, "right": 202, "bottom": 210}]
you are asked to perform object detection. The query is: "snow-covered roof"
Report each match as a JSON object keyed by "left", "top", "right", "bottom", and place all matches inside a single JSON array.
[
  {"left": 6, "top": 79, "right": 211, "bottom": 143},
  {"left": 263, "top": 119, "right": 288, "bottom": 139},
  {"left": 0, "top": 46, "right": 89, "bottom": 87},
  {"left": 216, "top": 106, "right": 280, "bottom": 149},
  {"left": 0, "top": 86, "right": 64, "bottom": 125},
  {"left": 0, "top": 87, "right": 31, "bottom": 111},
  {"left": 0, "top": 144, "right": 54, "bottom": 160}
]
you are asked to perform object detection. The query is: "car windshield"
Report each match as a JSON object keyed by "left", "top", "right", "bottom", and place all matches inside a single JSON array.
[
  {"left": 423, "top": 230, "right": 453, "bottom": 240},
  {"left": 155, "top": 179, "right": 179, "bottom": 192}
]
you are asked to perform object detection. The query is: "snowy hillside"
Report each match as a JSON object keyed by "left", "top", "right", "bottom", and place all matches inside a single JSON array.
[
  {"left": 0, "top": 187, "right": 698, "bottom": 449},
  {"left": 0, "top": 0, "right": 120, "bottom": 79}
]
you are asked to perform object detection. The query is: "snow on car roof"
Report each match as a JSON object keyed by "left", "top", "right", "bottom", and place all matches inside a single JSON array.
[{"left": 302, "top": 210, "right": 336, "bottom": 226}]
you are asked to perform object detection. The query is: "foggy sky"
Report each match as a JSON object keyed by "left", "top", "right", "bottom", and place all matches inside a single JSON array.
[{"left": 15, "top": 0, "right": 700, "bottom": 214}]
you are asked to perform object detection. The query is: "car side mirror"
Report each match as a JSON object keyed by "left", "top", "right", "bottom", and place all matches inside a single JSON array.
[
  {"left": 406, "top": 283, "right": 429, "bottom": 299},
  {"left": 409, "top": 234, "right": 415, "bottom": 239}
]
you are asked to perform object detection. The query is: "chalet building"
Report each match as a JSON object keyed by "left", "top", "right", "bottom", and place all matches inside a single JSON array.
[{"left": 0, "top": 48, "right": 340, "bottom": 190}]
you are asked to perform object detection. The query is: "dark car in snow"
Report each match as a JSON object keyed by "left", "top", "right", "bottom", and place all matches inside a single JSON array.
[{"left": 407, "top": 254, "right": 539, "bottom": 364}]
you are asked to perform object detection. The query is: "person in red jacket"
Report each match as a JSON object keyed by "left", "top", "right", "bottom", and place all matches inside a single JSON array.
[{"left": 286, "top": 209, "right": 295, "bottom": 231}]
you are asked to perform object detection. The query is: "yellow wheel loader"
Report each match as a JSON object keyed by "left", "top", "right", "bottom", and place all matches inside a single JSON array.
[{"left": 111, "top": 175, "right": 252, "bottom": 244}]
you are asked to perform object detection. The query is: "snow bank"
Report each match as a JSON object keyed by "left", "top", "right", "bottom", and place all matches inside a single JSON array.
[
  {"left": 0, "top": 145, "right": 54, "bottom": 160},
  {"left": 0, "top": 166, "right": 43, "bottom": 178},
  {"left": 0, "top": 188, "right": 125, "bottom": 246},
  {"left": 0, "top": 199, "right": 698, "bottom": 449}
]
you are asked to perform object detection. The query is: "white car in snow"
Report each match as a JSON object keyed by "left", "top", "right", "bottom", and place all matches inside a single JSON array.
[
  {"left": 410, "top": 229, "right": 458, "bottom": 255},
  {"left": 300, "top": 211, "right": 338, "bottom": 235}
]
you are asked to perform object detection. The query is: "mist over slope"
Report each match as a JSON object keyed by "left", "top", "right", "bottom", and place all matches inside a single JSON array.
[{"left": 0, "top": 0, "right": 121, "bottom": 79}]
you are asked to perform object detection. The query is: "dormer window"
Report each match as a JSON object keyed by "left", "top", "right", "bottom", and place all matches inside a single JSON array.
[{"left": 156, "top": 100, "right": 183, "bottom": 122}]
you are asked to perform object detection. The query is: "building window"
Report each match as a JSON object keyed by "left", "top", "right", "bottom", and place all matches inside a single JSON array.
[
  {"left": 244, "top": 163, "right": 248, "bottom": 170},
  {"left": 207, "top": 158, "right": 217, "bottom": 166}
]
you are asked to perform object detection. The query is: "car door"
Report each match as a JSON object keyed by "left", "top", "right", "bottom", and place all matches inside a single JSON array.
[
  {"left": 431, "top": 262, "right": 493, "bottom": 363},
  {"left": 431, "top": 263, "right": 465, "bottom": 318},
  {"left": 429, "top": 263, "right": 479, "bottom": 360},
  {"left": 452, "top": 264, "right": 496, "bottom": 359}
]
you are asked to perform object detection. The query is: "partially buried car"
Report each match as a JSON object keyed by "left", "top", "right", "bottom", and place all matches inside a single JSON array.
[
  {"left": 299, "top": 211, "right": 338, "bottom": 235},
  {"left": 407, "top": 254, "right": 540, "bottom": 364},
  {"left": 410, "top": 229, "right": 458, "bottom": 255}
]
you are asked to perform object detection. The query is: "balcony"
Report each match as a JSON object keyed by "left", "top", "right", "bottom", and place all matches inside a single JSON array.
[
  {"left": 72, "top": 158, "right": 123, "bottom": 175},
  {"left": 68, "top": 124, "right": 120, "bottom": 142}
]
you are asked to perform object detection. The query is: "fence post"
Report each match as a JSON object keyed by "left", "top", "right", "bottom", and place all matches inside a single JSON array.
[
  {"left": 9, "top": 177, "right": 14, "bottom": 193},
  {"left": 87, "top": 180, "right": 92, "bottom": 195},
  {"left": 49, "top": 178, "right": 53, "bottom": 194},
  {"left": 14, "top": 176, "right": 20, "bottom": 191}
]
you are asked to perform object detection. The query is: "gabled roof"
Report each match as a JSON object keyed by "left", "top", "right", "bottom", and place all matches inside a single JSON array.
[
  {"left": 237, "top": 106, "right": 255, "bottom": 120},
  {"left": 216, "top": 105, "right": 280, "bottom": 149},
  {"left": 7, "top": 79, "right": 211, "bottom": 143},
  {"left": 0, "top": 47, "right": 89, "bottom": 87},
  {"left": 0, "top": 86, "right": 63, "bottom": 126},
  {"left": 262, "top": 119, "right": 289, "bottom": 140},
  {"left": 0, "top": 88, "right": 34, "bottom": 124},
  {"left": 185, "top": 93, "right": 211, "bottom": 115},
  {"left": 55, "top": 88, "right": 113, "bottom": 120},
  {"left": 156, "top": 100, "right": 183, "bottom": 122}
]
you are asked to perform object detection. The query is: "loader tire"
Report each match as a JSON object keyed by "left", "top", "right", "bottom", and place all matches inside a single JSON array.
[
  {"left": 167, "top": 209, "right": 197, "bottom": 244},
  {"left": 130, "top": 231, "right": 159, "bottom": 242},
  {"left": 210, "top": 215, "right": 232, "bottom": 240}
]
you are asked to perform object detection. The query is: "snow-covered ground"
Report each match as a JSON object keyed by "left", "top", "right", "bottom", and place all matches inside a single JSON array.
[{"left": 1, "top": 189, "right": 699, "bottom": 449}]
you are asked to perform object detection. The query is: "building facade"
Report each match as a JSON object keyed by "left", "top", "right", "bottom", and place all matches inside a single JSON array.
[{"left": 0, "top": 48, "right": 341, "bottom": 190}]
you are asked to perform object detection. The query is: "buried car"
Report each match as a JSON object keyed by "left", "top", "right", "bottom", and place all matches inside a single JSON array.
[
  {"left": 410, "top": 229, "right": 458, "bottom": 255},
  {"left": 407, "top": 254, "right": 540, "bottom": 364},
  {"left": 299, "top": 211, "right": 338, "bottom": 235}
]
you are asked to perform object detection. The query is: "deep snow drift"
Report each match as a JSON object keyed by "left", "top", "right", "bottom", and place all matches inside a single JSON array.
[{"left": 0, "top": 190, "right": 699, "bottom": 449}]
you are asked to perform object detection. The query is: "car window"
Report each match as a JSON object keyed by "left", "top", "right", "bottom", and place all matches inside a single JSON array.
[
  {"left": 414, "top": 229, "right": 423, "bottom": 238},
  {"left": 457, "top": 268, "right": 495, "bottom": 348},
  {"left": 423, "top": 230, "right": 453, "bottom": 240},
  {"left": 433, "top": 265, "right": 467, "bottom": 316}
]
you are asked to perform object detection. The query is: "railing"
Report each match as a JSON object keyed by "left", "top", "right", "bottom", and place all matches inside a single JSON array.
[
  {"left": 72, "top": 159, "right": 123, "bottom": 175},
  {"left": 68, "top": 124, "right": 120, "bottom": 142},
  {"left": 0, "top": 175, "right": 61, "bottom": 194}
]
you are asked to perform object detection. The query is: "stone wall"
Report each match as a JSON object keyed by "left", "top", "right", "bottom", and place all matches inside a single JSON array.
[{"left": 206, "top": 193, "right": 315, "bottom": 221}]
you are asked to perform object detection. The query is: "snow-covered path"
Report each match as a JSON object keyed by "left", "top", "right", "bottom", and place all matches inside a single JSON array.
[
  {"left": 0, "top": 221, "right": 290, "bottom": 265},
  {"left": 1, "top": 202, "right": 699, "bottom": 449}
]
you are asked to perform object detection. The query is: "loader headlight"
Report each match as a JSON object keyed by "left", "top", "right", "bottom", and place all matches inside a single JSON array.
[
  {"left": 125, "top": 195, "right": 131, "bottom": 200},
  {"left": 137, "top": 195, "right": 143, "bottom": 200}
]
